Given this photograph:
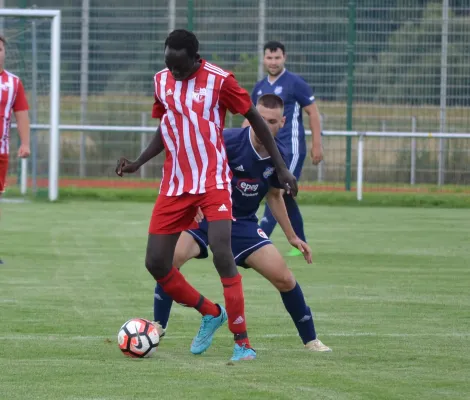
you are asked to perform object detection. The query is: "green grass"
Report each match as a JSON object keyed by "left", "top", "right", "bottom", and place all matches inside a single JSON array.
[
  {"left": 4, "top": 184, "right": 470, "bottom": 208},
  {"left": 1, "top": 201, "right": 469, "bottom": 399}
]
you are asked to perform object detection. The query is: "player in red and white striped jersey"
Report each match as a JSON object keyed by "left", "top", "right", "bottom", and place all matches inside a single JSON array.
[
  {"left": 116, "top": 30, "right": 297, "bottom": 361},
  {"left": 0, "top": 35, "right": 30, "bottom": 194},
  {"left": 0, "top": 35, "right": 31, "bottom": 265}
]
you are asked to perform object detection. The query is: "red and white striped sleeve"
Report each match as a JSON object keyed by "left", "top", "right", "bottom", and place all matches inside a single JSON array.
[
  {"left": 13, "top": 79, "right": 29, "bottom": 112},
  {"left": 218, "top": 75, "right": 252, "bottom": 116}
]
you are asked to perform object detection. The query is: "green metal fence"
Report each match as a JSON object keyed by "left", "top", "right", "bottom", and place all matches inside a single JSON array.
[{"left": 3, "top": 0, "right": 470, "bottom": 189}]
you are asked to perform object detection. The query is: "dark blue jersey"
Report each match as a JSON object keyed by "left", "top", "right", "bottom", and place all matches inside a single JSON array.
[
  {"left": 223, "top": 127, "right": 288, "bottom": 221},
  {"left": 251, "top": 69, "right": 315, "bottom": 160}
]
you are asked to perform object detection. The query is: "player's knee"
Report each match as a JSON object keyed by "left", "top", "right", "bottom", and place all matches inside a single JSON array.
[
  {"left": 145, "top": 251, "right": 169, "bottom": 279},
  {"left": 211, "top": 244, "right": 232, "bottom": 266},
  {"left": 272, "top": 269, "right": 296, "bottom": 292},
  {"left": 211, "top": 245, "right": 237, "bottom": 276},
  {"left": 210, "top": 235, "right": 231, "bottom": 260}
]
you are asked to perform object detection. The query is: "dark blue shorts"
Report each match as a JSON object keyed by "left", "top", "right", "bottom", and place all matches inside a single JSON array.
[
  {"left": 187, "top": 219, "right": 272, "bottom": 268},
  {"left": 288, "top": 152, "right": 306, "bottom": 180}
]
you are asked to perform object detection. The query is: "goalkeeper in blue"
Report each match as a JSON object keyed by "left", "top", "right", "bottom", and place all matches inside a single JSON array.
[{"left": 153, "top": 94, "right": 331, "bottom": 359}]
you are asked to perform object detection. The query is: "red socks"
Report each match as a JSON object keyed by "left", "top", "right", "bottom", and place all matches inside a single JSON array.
[
  {"left": 221, "top": 273, "right": 251, "bottom": 348},
  {"left": 158, "top": 268, "right": 251, "bottom": 348},
  {"left": 157, "top": 267, "right": 219, "bottom": 317}
]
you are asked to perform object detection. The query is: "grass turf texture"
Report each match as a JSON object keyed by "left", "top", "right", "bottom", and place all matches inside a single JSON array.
[
  {"left": 1, "top": 201, "right": 469, "bottom": 399},
  {"left": 3, "top": 184, "right": 470, "bottom": 208}
]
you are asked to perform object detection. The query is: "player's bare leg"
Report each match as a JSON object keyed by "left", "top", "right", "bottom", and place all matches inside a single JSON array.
[
  {"left": 173, "top": 232, "right": 202, "bottom": 269},
  {"left": 207, "top": 220, "right": 256, "bottom": 361},
  {"left": 245, "top": 244, "right": 331, "bottom": 352},
  {"left": 153, "top": 232, "right": 201, "bottom": 336},
  {"left": 145, "top": 233, "right": 180, "bottom": 280},
  {"left": 145, "top": 233, "right": 225, "bottom": 352},
  {"left": 146, "top": 231, "right": 227, "bottom": 355}
]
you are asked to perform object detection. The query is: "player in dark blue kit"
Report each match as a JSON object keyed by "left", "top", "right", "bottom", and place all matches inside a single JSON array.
[
  {"left": 153, "top": 94, "right": 331, "bottom": 356},
  {"left": 244, "top": 41, "right": 323, "bottom": 257}
]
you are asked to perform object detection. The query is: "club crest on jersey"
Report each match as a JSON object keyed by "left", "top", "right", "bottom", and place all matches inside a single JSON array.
[
  {"left": 257, "top": 228, "right": 268, "bottom": 239},
  {"left": 0, "top": 82, "right": 12, "bottom": 91},
  {"left": 236, "top": 179, "right": 259, "bottom": 197},
  {"left": 274, "top": 86, "right": 283, "bottom": 95},
  {"left": 192, "top": 87, "right": 206, "bottom": 103},
  {"left": 263, "top": 166, "right": 275, "bottom": 178}
]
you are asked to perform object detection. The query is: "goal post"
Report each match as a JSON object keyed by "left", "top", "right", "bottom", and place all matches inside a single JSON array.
[{"left": 1, "top": 8, "right": 60, "bottom": 201}]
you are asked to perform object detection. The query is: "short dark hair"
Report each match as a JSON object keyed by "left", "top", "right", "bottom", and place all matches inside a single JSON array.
[
  {"left": 257, "top": 94, "right": 284, "bottom": 111},
  {"left": 164, "top": 29, "right": 199, "bottom": 59},
  {"left": 0, "top": 35, "right": 6, "bottom": 46},
  {"left": 263, "top": 40, "right": 285, "bottom": 54}
]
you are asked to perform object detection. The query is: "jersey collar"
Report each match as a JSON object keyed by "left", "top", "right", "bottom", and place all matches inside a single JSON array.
[
  {"left": 248, "top": 128, "right": 271, "bottom": 161},
  {"left": 267, "top": 68, "right": 286, "bottom": 85}
]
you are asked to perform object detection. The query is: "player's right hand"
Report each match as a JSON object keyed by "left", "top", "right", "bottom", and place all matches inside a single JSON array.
[
  {"left": 18, "top": 144, "right": 31, "bottom": 158},
  {"left": 115, "top": 157, "right": 140, "bottom": 177},
  {"left": 194, "top": 207, "right": 204, "bottom": 223},
  {"left": 288, "top": 236, "right": 313, "bottom": 264},
  {"left": 277, "top": 167, "right": 298, "bottom": 197}
]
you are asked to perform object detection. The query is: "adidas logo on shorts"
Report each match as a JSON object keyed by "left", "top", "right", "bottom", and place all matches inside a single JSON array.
[
  {"left": 235, "top": 165, "right": 244, "bottom": 171},
  {"left": 218, "top": 204, "right": 228, "bottom": 212}
]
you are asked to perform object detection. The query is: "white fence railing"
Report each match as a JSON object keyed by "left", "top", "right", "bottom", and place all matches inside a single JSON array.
[
  {"left": 16, "top": 123, "right": 470, "bottom": 201},
  {"left": 320, "top": 130, "right": 470, "bottom": 200}
]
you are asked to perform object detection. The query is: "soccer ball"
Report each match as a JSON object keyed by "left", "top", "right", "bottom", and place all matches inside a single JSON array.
[{"left": 118, "top": 318, "right": 160, "bottom": 358}]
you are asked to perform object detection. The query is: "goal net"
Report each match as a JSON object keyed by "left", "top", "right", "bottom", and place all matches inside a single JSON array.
[{"left": 1, "top": 9, "right": 60, "bottom": 201}]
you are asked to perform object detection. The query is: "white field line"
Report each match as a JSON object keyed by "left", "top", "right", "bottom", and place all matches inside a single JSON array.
[{"left": 0, "top": 332, "right": 469, "bottom": 341}]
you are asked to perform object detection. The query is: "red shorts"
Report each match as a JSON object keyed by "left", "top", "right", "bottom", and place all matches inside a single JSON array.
[
  {"left": 149, "top": 188, "right": 233, "bottom": 235},
  {"left": 0, "top": 155, "right": 8, "bottom": 194}
]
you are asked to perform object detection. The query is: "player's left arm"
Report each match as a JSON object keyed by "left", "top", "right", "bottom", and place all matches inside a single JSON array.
[
  {"left": 13, "top": 80, "right": 30, "bottom": 158},
  {"left": 241, "top": 83, "right": 259, "bottom": 128},
  {"left": 220, "top": 75, "right": 297, "bottom": 196},
  {"left": 294, "top": 77, "right": 323, "bottom": 165},
  {"left": 304, "top": 103, "right": 323, "bottom": 165},
  {"left": 266, "top": 187, "right": 312, "bottom": 264}
]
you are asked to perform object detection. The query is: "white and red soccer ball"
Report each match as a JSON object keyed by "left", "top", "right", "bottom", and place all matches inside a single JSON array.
[{"left": 118, "top": 318, "right": 160, "bottom": 358}]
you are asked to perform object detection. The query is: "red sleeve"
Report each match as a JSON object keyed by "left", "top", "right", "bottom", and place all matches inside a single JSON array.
[
  {"left": 13, "top": 80, "right": 29, "bottom": 112},
  {"left": 219, "top": 75, "right": 252, "bottom": 115},
  {"left": 152, "top": 92, "right": 166, "bottom": 119}
]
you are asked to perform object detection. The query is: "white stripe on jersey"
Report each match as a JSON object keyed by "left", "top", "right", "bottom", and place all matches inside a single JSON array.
[
  {"left": 213, "top": 78, "right": 224, "bottom": 128},
  {"left": 160, "top": 122, "right": 177, "bottom": 196},
  {"left": 157, "top": 72, "right": 175, "bottom": 195},
  {"left": 289, "top": 102, "right": 300, "bottom": 173},
  {"left": 204, "top": 62, "right": 229, "bottom": 78},
  {"left": 209, "top": 123, "right": 225, "bottom": 189},
  {"left": 202, "top": 74, "right": 215, "bottom": 121},
  {"left": 207, "top": 74, "right": 223, "bottom": 192},
  {"left": 159, "top": 72, "right": 184, "bottom": 195},
  {"left": 158, "top": 72, "right": 169, "bottom": 109},
  {"left": 1, "top": 75, "right": 15, "bottom": 155},
  {"left": 185, "top": 78, "right": 209, "bottom": 193},
  {"left": 219, "top": 142, "right": 231, "bottom": 190},
  {"left": 165, "top": 110, "right": 184, "bottom": 196}
]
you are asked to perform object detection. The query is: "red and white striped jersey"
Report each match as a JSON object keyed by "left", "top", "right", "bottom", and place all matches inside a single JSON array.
[
  {"left": 0, "top": 70, "right": 29, "bottom": 155},
  {"left": 152, "top": 59, "right": 252, "bottom": 196}
]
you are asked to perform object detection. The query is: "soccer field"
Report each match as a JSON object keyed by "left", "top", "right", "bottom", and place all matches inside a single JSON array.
[{"left": 1, "top": 201, "right": 469, "bottom": 400}]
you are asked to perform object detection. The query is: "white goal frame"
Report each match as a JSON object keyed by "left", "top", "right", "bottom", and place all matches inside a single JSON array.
[{"left": 1, "top": 9, "right": 61, "bottom": 201}]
